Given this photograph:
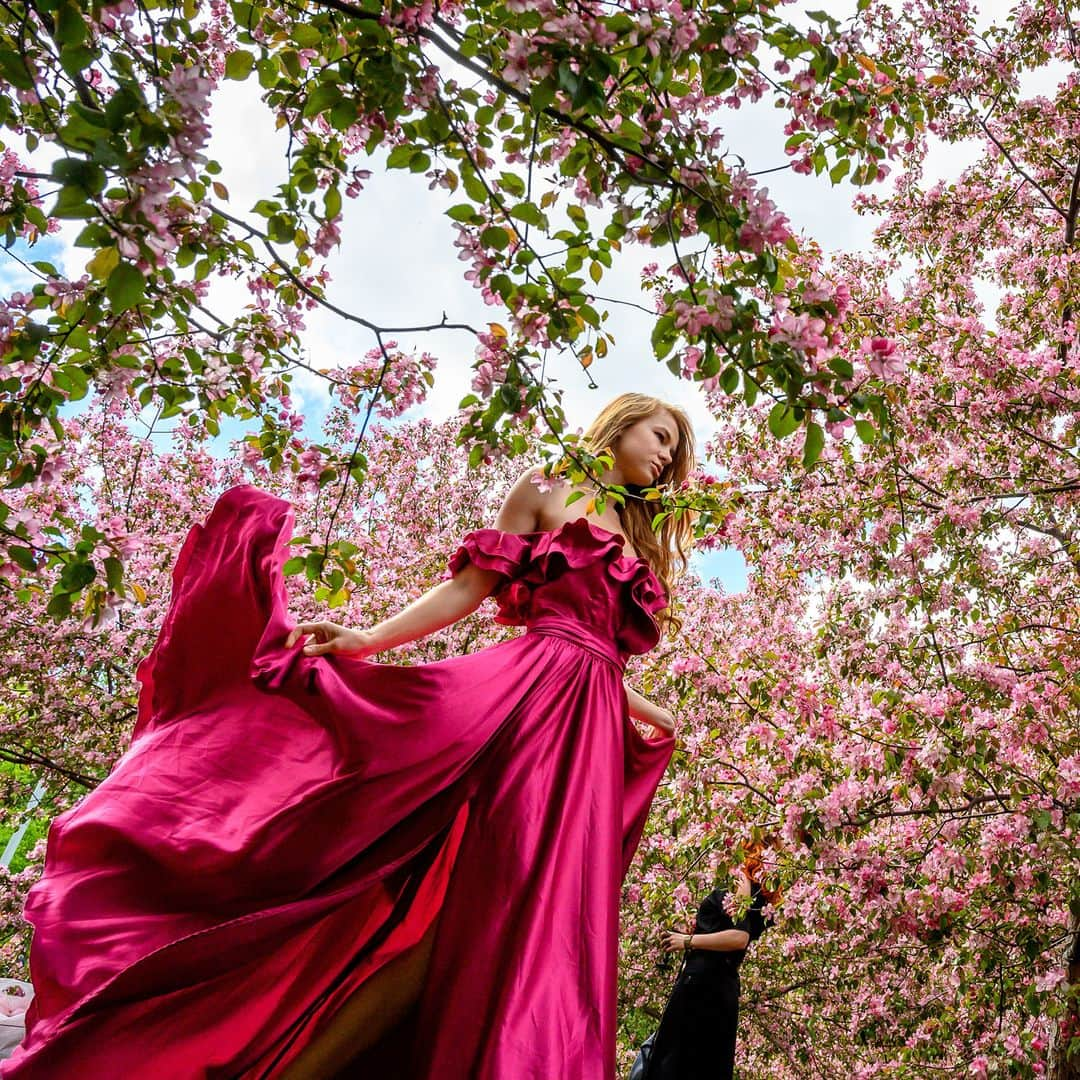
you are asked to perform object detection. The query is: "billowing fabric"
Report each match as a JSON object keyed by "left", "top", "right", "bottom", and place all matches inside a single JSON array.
[{"left": 5, "top": 486, "right": 674, "bottom": 1079}]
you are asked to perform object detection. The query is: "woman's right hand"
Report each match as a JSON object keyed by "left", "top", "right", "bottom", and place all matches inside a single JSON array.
[
  {"left": 660, "top": 929, "right": 691, "bottom": 954},
  {"left": 285, "top": 621, "right": 377, "bottom": 658}
]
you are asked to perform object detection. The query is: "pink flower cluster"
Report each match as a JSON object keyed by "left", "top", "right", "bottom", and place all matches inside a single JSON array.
[
  {"left": 737, "top": 185, "right": 792, "bottom": 254},
  {"left": 470, "top": 331, "right": 513, "bottom": 398},
  {"left": 334, "top": 342, "right": 437, "bottom": 419},
  {"left": 672, "top": 288, "right": 736, "bottom": 337},
  {"left": 113, "top": 64, "right": 214, "bottom": 266}
]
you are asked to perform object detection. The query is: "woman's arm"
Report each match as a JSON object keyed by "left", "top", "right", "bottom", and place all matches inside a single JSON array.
[
  {"left": 286, "top": 565, "right": 503, "bottom": 658},
  {"left": 625, "top": 685, "right": 675, "bottom": 735},
  {"left": 287, "top": 469, "right": 545, "bottom": 659},
  {"left": 659, "top": 869, "right": 756, "bottom": 952},
  {"left": 662, "top": 928, "right": 750, "bottom": 953}
]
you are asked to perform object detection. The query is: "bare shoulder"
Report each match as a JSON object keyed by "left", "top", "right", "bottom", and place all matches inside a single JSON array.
[{"left": 493, "top": 466, "right": 547, "bottom": 534}]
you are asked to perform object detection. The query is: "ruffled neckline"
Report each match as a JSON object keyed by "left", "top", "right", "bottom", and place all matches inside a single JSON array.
[
  {"left": 448, "top": 517, "right": 667, "bottom": 650},
  {"left": 529, "top": 517, "right": 646, "bottom": 568}
]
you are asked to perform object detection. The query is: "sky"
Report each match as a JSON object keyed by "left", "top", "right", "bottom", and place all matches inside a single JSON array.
[
  {"left": 9, "top": 0, "right": 1067, "bottom": 594},
  {"left": 190, "top": 21, "right": 885, "bottom": 592}
]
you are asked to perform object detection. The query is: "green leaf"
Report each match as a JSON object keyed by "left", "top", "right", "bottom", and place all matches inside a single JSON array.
[
  {"left": 447, "top": 203, "right": 477, "bottom": 222},
  {"left": 830, "top": 158, "right": 851, "bottom": 184},
  {"left": 282, "top": 556, "right": 306, "bottom": 576},
  {"left": 803, "top": 421, "right": 824, "bottom": 467},
  {"left": 330, "top": 99, "right": 357, "bottom": 131},
  {"left": 46, "top": 593, "right": 73, "bottom": 620},
  {"left": 86, "top": 246, "right": 120, "bottom": 280},
  {"left": 8, "top": 546, "right": 36, "bottom": 571},
  {"left": 700, "top": 347, "right": 722, "bottom": 378},
  {"left": 461, "top": 167, "right": 486, "bottom": 203},
  {"left": 499, "top": 172, "right": 526, "bottom": 197},
  {"left": 106, "top": 262, "right": 146, "bottom": 311},
  {"left": 703, "top": 65, "right": 737, "bottom": 95},
  {"left": 290, "top": 23, "right": 323, "bottom": 49},
  {"left": 650, "top": 314, "right": 676, "bottom": 360},
  {"left": 59, "top": 560, "right": 96, "bottom": 592},
  {"left": 302, "top": 82, "right": 341, "bottom": 119},
  {"left": 479, "top": 225, "right": 509, "bottom": 250},
  {"left": 54, "top": 364, "right": 89, "bottom": 401},
  {"left": 55, "top": 3, "right": 88, "bottom": 47},
  {"left": 768, "top": 403, "right": 800, "bottom": 438},
  {"left": 103, "top": 556, "right": 124, "bottom": 592},
  {"left": 530, "top": 79, "right": 556, "bottom": 112},
  {"left": 855, "top": 419, "right": 877, "bottom": 444},
  {"left": 52, "top": 157, "right": 106, "bottom": 195},
  {"left": 50, "top": 186, "right": 91, "bottom": 219},
  {"left": 304, "top": 551, "right": 325, "bottom": 580},
  {"left": 225, "top": 50, "right": 255, "bottom": 80},
  {"left": 386, "top": 144, "right": 414, "bottom": 169},
  {"left": 509, "top": 202, "right": 546, "bottom": 228},
  {"left": 0, "top": 49, "right": 34, "bottom": 90},
  {"left": 59, "top": 44, "right": 96, "bottom": 76}
]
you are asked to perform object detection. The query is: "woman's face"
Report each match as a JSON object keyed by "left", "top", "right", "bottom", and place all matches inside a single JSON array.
[{"left": 612, "top": 409, "right": 679, "bottom": 487}]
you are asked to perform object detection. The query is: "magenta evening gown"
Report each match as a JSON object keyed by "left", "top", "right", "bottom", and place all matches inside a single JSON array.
[{"left": 4, "top": 486, "right": 674, "bottom": 1078}]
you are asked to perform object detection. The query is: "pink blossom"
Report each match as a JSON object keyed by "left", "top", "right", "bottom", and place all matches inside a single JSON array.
[
  {"left": 738, "top": 186, "right": 792, "bottom": 253},
  {"left": 863, "top": 337, "right": 905, "bottom": 381},
  {"left": 529, "top": 470, "right": 565, "bottom": 495},
  {"left": 313, "top": 217, "right": 342, "bottom": 257},
  {"left": 770, "top": 312, "right": 829, "bottom": 353}
]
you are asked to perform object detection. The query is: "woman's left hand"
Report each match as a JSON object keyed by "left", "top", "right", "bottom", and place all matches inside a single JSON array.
[
  {"left": 650, "top": 708, "right": 676, "bottom": 736},
  {"left": 661, "top": 929, "right": 691, "bottom": 954},
  {"left": 624, "top": 686, "right": 676, "bottom": 736}
]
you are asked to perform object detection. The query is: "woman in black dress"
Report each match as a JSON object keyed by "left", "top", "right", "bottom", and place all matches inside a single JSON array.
[{"left": 642, "top": 863, "right": 772, "bottom": 1080}]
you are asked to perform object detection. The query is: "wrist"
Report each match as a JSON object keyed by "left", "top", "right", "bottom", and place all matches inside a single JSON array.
[
  {"left": 348, "top": 627, "right": 379, "bottom": 655},
  {"left": 653, "top": 707, "right": 675, "bottom": 734}
]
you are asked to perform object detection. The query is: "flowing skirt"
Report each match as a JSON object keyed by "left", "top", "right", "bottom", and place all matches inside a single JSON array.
[{"left": 5, "top": 487, "right": 673, "bottom": 1078}]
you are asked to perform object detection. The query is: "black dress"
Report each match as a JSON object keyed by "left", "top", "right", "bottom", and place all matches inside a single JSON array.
[{"left": 643, "top": 887, "right": 767, "bottom": 1080}]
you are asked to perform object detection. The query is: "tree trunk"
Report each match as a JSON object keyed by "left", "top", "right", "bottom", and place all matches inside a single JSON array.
[{"left": 1050, "top": 919, "right": 1080, "bottom": 1079}]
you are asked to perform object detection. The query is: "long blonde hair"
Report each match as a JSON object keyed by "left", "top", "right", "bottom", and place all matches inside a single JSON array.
[{"left": 582, "top": 393, "right": 696, "bottom": 629}]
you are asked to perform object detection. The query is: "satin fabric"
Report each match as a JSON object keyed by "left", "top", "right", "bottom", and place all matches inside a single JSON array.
[{"left": 4, "top": 486, "right": 674, "bottom": 1078}]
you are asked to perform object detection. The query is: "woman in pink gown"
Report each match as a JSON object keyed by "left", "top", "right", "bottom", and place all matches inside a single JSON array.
[{"left": 4, "top": 393, "right": 694, "bottom": 1079}]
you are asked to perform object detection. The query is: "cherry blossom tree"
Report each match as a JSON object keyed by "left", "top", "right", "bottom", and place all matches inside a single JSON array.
[
  {"left": 0, "top": 0, "right": 1076, "bottom": 1074},
  {"left": 0, "top": 0, "right": 927, "bottom": 618},
  {"left": 619, "top": 0, "right": 1080, "bottom": 1071},
  {"left": 1, "top": 382, "right": 1074, "bottom": 1075}
]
